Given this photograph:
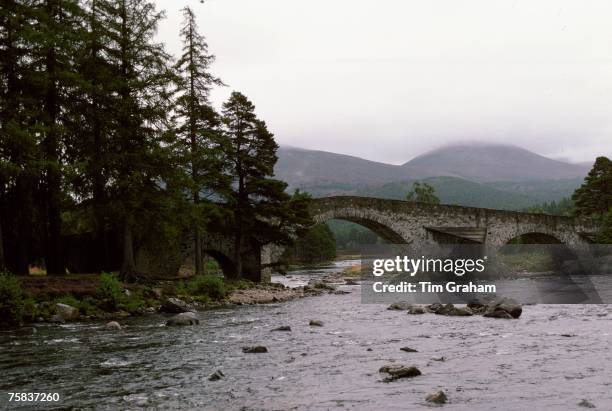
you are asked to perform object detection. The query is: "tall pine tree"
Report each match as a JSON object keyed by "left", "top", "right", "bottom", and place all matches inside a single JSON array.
[
  {"left": 174, "top": 6, "right": 224, "bottom": 275},
  {"left": 220, "top": 92, "right": 311, "bottom": 278},
  {"left": 101, "top": 0, "right": 176, "bottom": 279},
  {"left": 573, "top": 156, "right": 612, "bottom": 218},
  {"left": 29, "top": 0, "right": 86, "bottom": 274},
  {"left": 0, "top": 0, "right": 40, "bottom": 274}
]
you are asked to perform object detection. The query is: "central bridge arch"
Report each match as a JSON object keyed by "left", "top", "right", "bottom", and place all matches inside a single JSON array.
[{"left": 311, "top": 211, "right": 407, "bottom": 244}]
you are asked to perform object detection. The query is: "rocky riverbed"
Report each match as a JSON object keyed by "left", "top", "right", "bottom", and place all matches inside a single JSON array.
[{"left": 1, "top": 261, "right": 611, "bottom": 410}]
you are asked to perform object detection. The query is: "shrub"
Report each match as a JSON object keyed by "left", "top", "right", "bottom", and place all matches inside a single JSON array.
[
  {"left": 225, "top": 279, "right": 254, "bottom": 292},
  {"left": 22, "top": 297, "right": 38, "bottom": 322},
  {"left": 56, "top": 294, "right": 80, "bottom": 308},
  {"left": 56, "top": 295, "right": 100, "bottom": 316},
  {"left": 0, "top": 273, "right": 25, "bottom": 327},
  {"left": 187, "top": 275, "right": 226, "bottom": 300},
  {"left": 97, "top": 272, "right": 123, "bottom": 310},
  {"left": 118, "top": 292, "right": 146, "bottom": 314}
]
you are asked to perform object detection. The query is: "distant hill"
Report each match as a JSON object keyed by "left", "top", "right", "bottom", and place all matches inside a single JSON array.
[
  {"left": 274, "top": 143, "right": 590, "bottom": 210},
  {"left": 275, "top": 144, "right": 589, "bottom": 187},
  {"left": 275, "top": 147, "right": 407, "bottom": 186},
  {"left": 401, "top": 143, "right": 590, "bottom": 182}
]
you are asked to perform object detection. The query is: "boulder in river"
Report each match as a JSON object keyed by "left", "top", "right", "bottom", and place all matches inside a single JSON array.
[
  {"left": 271, "top": 325, "right": 291, "bottom": 332},
  {"left": 242, "top": 346, "right": 268, "bottom": 353},
  {"left": 55, "top": 303, "right": 79, "bottom": 321},
  {"left": 105, "top": 321, "right": 122, "bottom": 330},
  {"left": 387, "top": 302, "right": 412, "bottom": 310},
  {"left": 309, "top": 281, "right": 336, "bottom": 291},
  {"left": 166, "top": 312, "right": 199, "bottom": 326},
  {"left": 426, "top": 390, "right": 448, "bottom": 404},
  {"left": 483, "top": 310, "right": 514, "bottom": 319},
  {"left": 49, "top": 314, "right": 65, "bottom": 324},
  {"left": 379, "top": 365, "right": 421, "bottom": 382},
  {"left": 160, "top": 297, "right": 193, "bottom": 314},
  {"left": 309, "top": 320, "right": 323, "bottom": 327},
  {"left": 578, "top": 399, "right": 596, "bottom": 408},
  {"left": 208, "top": 370, "right": 224, "bottom": 381},
  {"left": 407, "top": 306, "right": 426, "bottom": 315},
  {"left": 430, "top": 303, "right": 473, "bottom": 317},
  {"left": 483, "top": 297, "right": 522, "bottom": 319}
]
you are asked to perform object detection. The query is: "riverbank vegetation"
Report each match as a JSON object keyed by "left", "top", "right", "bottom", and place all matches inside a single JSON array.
[{"left": 0, "top": 268, "right": 262, "bottom": 326}]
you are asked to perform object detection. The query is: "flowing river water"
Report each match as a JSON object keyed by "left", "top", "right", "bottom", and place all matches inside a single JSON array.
[{"left": 1, "top": 260, "right": 611, "bottom": 410}]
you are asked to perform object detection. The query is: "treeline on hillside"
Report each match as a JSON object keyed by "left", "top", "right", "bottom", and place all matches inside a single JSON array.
[
  {"left": 0, "top": 1, "right": 311, "bottom": 279},
  {"left": 521, "top": 197, "right": 574, "bottom": 216}
]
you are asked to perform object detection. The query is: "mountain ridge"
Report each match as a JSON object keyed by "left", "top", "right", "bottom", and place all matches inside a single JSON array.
[{"left": 274, "top": 143, "right": 590, "bottom": 210}]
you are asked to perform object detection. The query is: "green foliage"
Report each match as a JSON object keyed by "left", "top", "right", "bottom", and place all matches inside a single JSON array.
[
  {"left": 224, "top": 279, "right": 254, "bottom": 292},
  {"left": 0, "top": 273, "right": 25, "bottom": 327},
  {"left": 96, "top": 272, "right": 123, "bottom": 310},
  {"left": 285, "top": 224, "right": 336, "bottom": 263},
  {"left": 573, "top": 156, "right": 612, "bottom": 217},
  {"left": 219, "top": 92, "right": 313, "bottom": 276},
  {"left": 185, "top": 275, "right": 226, "bottom": 300},
  {"left": 522, "top": 197, "right": 574, "bottom": 216},
  {"left": 56, "top": 295, "right": 100, "bottom": 316},
  {"left": 327, "top": 219, "right": 384, "bottom": 249},
  {"left": 118, "top": 293, "right": 146, "bottom": 314},
  {"left": 300, "top": 177, "right": 584, "bottom": 211},
  {"left": 596, "top": 210, "right": 612, "bottom": 244},
  {"left": 406, "top": 181, "right": 440, "bottom": 204},
  {"left": 22, "top": 297, "right": 38, "bottom": 323}
]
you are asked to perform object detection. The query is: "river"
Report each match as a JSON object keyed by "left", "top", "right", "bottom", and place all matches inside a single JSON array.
[{"left": 1, "top": 260, "right": 611, "bottom": 410}]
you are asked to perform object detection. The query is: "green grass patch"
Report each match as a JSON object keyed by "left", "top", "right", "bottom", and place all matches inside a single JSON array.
[
  {"left": 0, "top": 273, "right": 25, "bottom": 327},
  {"left": 185, "top": 275, "right": 226, "bottom": 300}
]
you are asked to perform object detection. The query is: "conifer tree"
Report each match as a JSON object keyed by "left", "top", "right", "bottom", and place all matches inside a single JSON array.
[
  {"left": 174, "top": 6, "right": 224, "bottom": 275},
  {"left": 29, "top": 0, "right": 86, "bottom": 274},
  {"left": 573, "top": 156, "right": 612, "bottom": 218},
  {"left": 220, "top": 92, "right": 311, "bottom": 278},
  {"left": 66, "top": 0, "right": 118, "bottom": 271},
  {"left": 101, "top": 0, "right": 176, "bottom": 279},
  {"left": 0, "top": 0, "right": 39, "bottom": 274},
  {"left": 406, "top": 181, "right": 440, "bottom": 204}
]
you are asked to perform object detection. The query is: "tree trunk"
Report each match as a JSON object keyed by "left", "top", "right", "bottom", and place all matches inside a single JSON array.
[
  {"left": 120, "top": 219, "right": 136, "bottom": 280},
  {"left": 42, "top": 1, "right": 63, "bottom": 275},
  {"left": 233, "top": 171, "right": 245, "bottom": 278},
  {"left": 0, "top": 214, "right": 5, "bottom": 272},
  {"left": 194, "top": 225, "right": 203, "bottom": 275},
  {"left": 233, "top": 230, "right": 243, "bottom": 279}
]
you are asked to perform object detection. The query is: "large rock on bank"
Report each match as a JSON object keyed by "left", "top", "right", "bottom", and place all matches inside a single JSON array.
[
  {"left": 160, "top": 297, "right": 193, "bottom": 314},
  {"left": 55, "top": 303, "right": 79, "bottom": 321}
]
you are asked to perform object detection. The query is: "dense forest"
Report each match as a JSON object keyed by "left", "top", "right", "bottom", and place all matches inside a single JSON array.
[{"left": 0, "top": 0, "right": 312, "bottom": 279}]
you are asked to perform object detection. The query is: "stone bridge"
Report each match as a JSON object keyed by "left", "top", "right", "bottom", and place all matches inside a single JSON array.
[{"left": 192, "top": 196, "right": 599, "bottom": 282}]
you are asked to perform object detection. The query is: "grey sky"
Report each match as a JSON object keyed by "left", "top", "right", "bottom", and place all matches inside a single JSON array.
[{"left": 155, "top": 0, "right": 612, "bottom": 164}]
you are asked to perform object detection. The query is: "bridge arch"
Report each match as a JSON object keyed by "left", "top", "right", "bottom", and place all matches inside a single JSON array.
[
  {"left": 312, "top": 213, "right": 407, "bottom": 244},
  {"left": 202, "top": 249, "right": 237, "bottom": 278}
]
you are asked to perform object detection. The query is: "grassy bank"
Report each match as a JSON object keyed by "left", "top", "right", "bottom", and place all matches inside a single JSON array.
[{"left": 0, "top": 271, "right": 255, "bottom": 328}]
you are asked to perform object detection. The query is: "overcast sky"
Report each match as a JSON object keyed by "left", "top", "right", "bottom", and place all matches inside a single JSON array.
[{"left": 155, "top": 0, "right": 612, "bottom": 164}]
